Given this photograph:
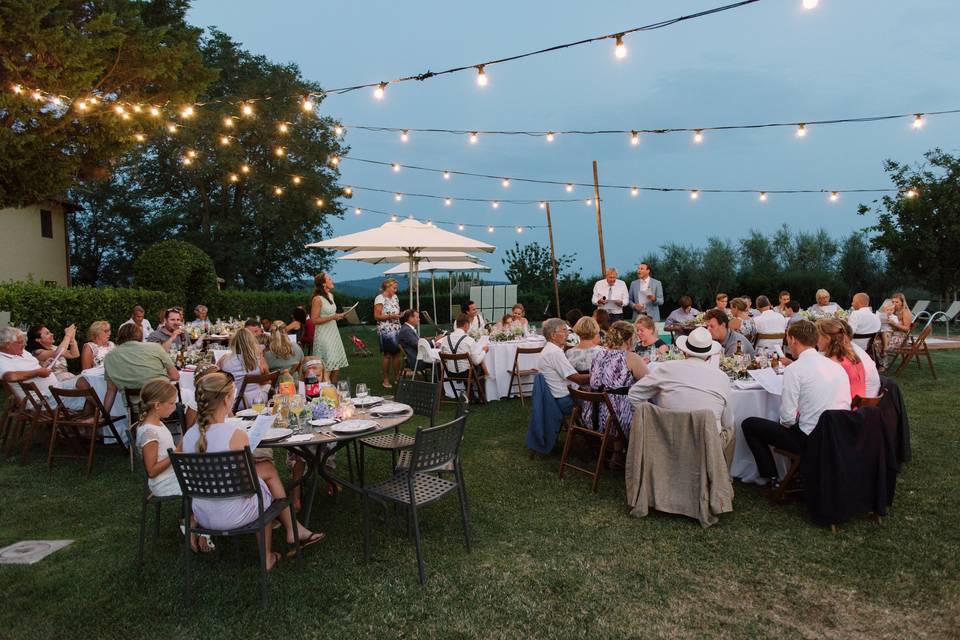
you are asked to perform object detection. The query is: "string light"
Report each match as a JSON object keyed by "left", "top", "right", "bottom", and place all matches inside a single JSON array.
[
  {"left": 334, "top": 125, "right": 344, "bottom": 136},
  {"left": 690, "top": 190, "right": 700, "bottom": 200},
  {"left": 275, "top": 146, "right": 285, "bottom": 157},
  {"left": 502, "top": 178, "right": 510, "bottom": 188},
  {"left": 693, "top": 129, "right": 704, "bottom": 143},
  {"left": 488, "top": 225, "right": 494, "bottom": 233},
  {"left": 469, "top": 131, "right": 479, "bottom": 144},
  {"left": 302, "top": 98, "right": 314, "bottom": 112},
  {"left": 443, "top": 170, "right": 451, "bottom": 180},
  {"left": 241, "top": 164, "right": 251, "bottom": 174},
  {"left": 905, "top": 189, "right": 917, "bottom": 198},
  {"left": 343, "top": 186, "right": 353, "bottom": 195},
  {"left": 241, "top": 104, "right": 254, "bottom": 116},
  {"left": 759, "top": 191, "right": 768, "bottom": 202},
  {"left": 278, "top": 122, "right": 289, "bottom": 133},
  {"left": 50, "top": 96, "right": 62, "bottom": 106},
  {"left": 516, "top": 226, "right": 524, "bottom": 233},
  {"left": 181, "top": 156, "right": 193, "bottom": 166},
  {"left": 631, "top": 130, "right": 640, "bottom": 145},
  {"left": 316, "top": 198, "right": 325, "bottom": 207},
  {"left": 445, "top": 197, "right": 452, "bottom": 206},
  {"left": 166, "top": 123, "right": 178, "bottom": 133},
  {"left": 631, "top": 186, "right": 639, "bottom": 196},
  {"left": 223, "top": 117, "right": 234, "bottom": 128},
  {"left": 802, "top": 0, "right": 819, "bottom": 9},
  {"left": 181, "top": 106, "right": 194, "bottom": 118},
  {"left": 229, "top": 173, "right": 239, "bottom": 182},
  {"left": 292, "top": 176, "right": 302, "bottom": 185},
  {"left": 400, "top": 129, "right": 409, "bottom": 142},
  {"left": 913, "top": 113, "right": 924, "bottom": 129},
  {"left": 355, "top": 207, "right": 362, "bottom": 215},
  {"left": 539, "top": 201, "right": 546, "bottom": 209},
  {"left": 186, "top": 149, "right": 197, "bottom": 158},
  {"left": 132, "top": 104, "right": 141, "bottom": 113},
  {"left": 274, "top": 186, "right": 284, "bottom": 196},
  {"left": 329, "top": 155, "right": 340, "bottom": 166},
  {"left": 565, "top": 183, "right": 574, "bottom": 192},
  {"left": 219, "top": 135, "right": 231, "bottom": 146},
  {"left": 392, "top": 162, "right": 401, "bottom": 172},
  {"left": 150, "top": 106, "right": 160, "bottom": 117},
  {"left": 458, "top": 224, "right": 465, "bottom": 230},
  {"left": 374, "top": 82, "right": 387, "bottom": 100},
  {"left": 614, "top": 34, "right": 627, "bottom": 59},
  {"left": 394, "top": 193, "right": 402, "bottom": 201},
  {"left": 11, "top": 84, "right": 22, "bottom": 94},
  {"left": 392, "top": 214, "right": 399, "bottom": 222},
  {"left": 476, "top": 65, "right": 488, "bottom": 87},
  {"left": 492, "top": 201, "right": 500, "bottom": 209},
  {"left": 796, "top": 123, "right": 807, "bottom": 137},
  {"left": 134, "top": 133, "right": 146, "bottom": 143},
  {"left": 114, "top": 105, "right": 125, "bottom": 115},
  {"left": 829, "top": 191, "right": 839, "bottom": 202},
  {"left": 546, "top": 131, "right": 555, "bottom": 142},
  {"left": 76, "top": 100, "right": 87, "bottom": 111},
  {"left": 585, "top": 199, "right": 593, "bottom": 206}
]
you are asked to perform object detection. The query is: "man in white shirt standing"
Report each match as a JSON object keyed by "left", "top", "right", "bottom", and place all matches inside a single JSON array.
[
  {"left": 753, "top": 295, "right": 788, "bottom": 356},
  {"left": 537, "top": 318, "right": 591, "bottom": 414},
  {"left": 628, "top": 263, "right": 663, "bottom": 321},
  {"left": 592, "top": 268, "right": 629, "bottom": 323},
  {"left": 119, "top": 305, "right": 154, "bottom": 342},
  {"left": 742, "top": 320, "right": 851, "bottom": 490},
  {"left": 847, "top": 292, "right": 882, "bottom": 350}
]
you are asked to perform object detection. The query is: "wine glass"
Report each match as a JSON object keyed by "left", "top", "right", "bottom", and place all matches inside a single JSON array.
[
  {"left": 337, "top": 380, "right": 350, "bottom": 402},
  {"left": 252, "top": 391, "right": 266, "bottom": 415},
  {"left": 356, "top": 383, "right": 368, "bottom": 403},
  {"left": 289, "top": 395, "right": 305, "bottom": 433}
]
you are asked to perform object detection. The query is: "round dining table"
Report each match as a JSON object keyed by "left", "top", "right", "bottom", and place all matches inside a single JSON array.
[{"left": 259, "top": 404, "right": 413, "bottom": 527}]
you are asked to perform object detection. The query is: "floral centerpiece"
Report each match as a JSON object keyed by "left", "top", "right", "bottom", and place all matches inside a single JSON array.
[
  {"left": 489, "top": 325, "right": 527, "bottom": 342},
  {"left": 182, "top": 349, "right": 209, "bottom": 367},
  {"left": 467, "top": 327, "right": 489, "bottom": 340}
]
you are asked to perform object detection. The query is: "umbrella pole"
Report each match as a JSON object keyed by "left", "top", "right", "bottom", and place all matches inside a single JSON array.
[
  {"left": 407, "top": 253, "right": 415, "bottom": 310},
  {"left": 449, "top": 271, "right": 454, "bottom": 327},
  {"left": 431, "top": 271, "right": 437, "bottom": 329}
]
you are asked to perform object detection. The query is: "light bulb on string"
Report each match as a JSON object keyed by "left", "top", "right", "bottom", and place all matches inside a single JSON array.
[
  {"left": 131, "top": 104, "right": 141, "bottom": 113},
  {"left": 539, "top": 201, "right": 546, "bottom": 209},
  {"left": 355, "top": 207, "right": 362, "bottom": 215},
  {"left": 905, "top": 189, "right": 918, "bottom": 198},
  {"left": 469, "top": 131, "right": 479, "bottom": 144},
  {"left": 392, "top": 214, "right": 399, "bottom": 222},
  {"left": 121, "top": 112, "right": 131, "bottom": 121},
  {"left": 292, "top": 176, "right": 302, "bottom": 185},
  {"left": 492, "top": 201, "right": 499, "bottom": 209},
  {"left": 180, "top": 106, "right": 194, "bottom": 118},
  {"left": 134, "top": 133, "right": 146, "bottom": 143},
  {"left": 546, "top": 131, "right": 555, "bottom": 142},
  {"left": 426, "top": 219, "right": 433, "bottom": 227},
  {"left": 315, "top": 198, "right": 325, "bottom": 207},
  {"left": 181, "top": 156, "right": 193, "bottom": 166},
  {"left": 241, "top": 103, "right": 254, "bottom": 116},
  {"left": 516, "top": 226, "right": 523, "bottom": 234},
  {"left": 443, "top": 170, "right": 451, "bottom": 180},
  {"left": 166, "top": 123, "right": 177, "bottom": 133},
  {"left": 802, "top": 0, "right": 819, "bottom": 9},
  {"left": 502, "top": 178, "right": 510, "bottom": 188},
  {"left": 400, "top": 129, "right": 409, "bottom": 142},
  {"left": 328, "top": 155, "right": 340, "bottom": 166},
  {"left": 565, "top": 183, "right": 573, "bottom": 193},
  {"left": 458, "top": 224, "right": 465, "bottom": 231},
  {"left": 186, "top": 149, "right": 197, "bottom": 159},
  {"left": 759, "top": 192, "right": 768, "bottom": 202},
  {"left": 302, "top": 97, "right": 314, "bottom": 112},
  {"left": 693, "top": 129, "right": 704, "bottom": 144},
  {"left": 343, "top": 186, "right": 353, "bottom": 196},
  {"left": 488, "top": 225, "right": 494, "bottom": 233},
  {"left": 275, "top": 146, "right": 285, "bottom": 157},
  {"left": 229, "top": 174, "right": 239, "bottom": 183},
  {"left": 392, "top": 163, "right": 401, "bottom": 172},
  {"left": 796, "top": 123, "right": 807, "bottom": 137},
  {"left": 631, "top": 130, "right": 640, "bottom": 145},
  {"left": 76, "top": 100, "right": 87, "bottom": 111},
  {"left": 219, "top": 135, "right": 230, "bottom": 146},
  {"left": 334, "top": 125, "right": 343, "bottom": 136},
  {"left": 476, "top": 65, "right": 488, "bottom": 87},
  {"left": 373, "top": 82, "right": 387, "bottom": 100},
  {"left": 274, "top": 186, "right": 284, "bottom": 196},
  {"left": 631, "top": 186, "right": 639, "bottom": 196},
  {"left": 394, "top": 193, "right": 402, "bottom": 202},
  {"left": 31, "top": 91, "right": 42, "bottom": 102},
  {"left": 585, "top": 199, "right": 593, "bottom": 206},
  {"left": 614, "top": 34, "right": 627, "bottom": 59},
  {"left": 690, "top": 190, "right": 700, "bottom": 200},
  {"left": 12, "top": 84, "right": 22, "bottom": 94},
  {"left": 241, "top": 164, "right": 251, "bottom": 174},
  {"left": 829, "top": 191, "right": 839, "bottom": 202},
  {"left": 913, "top": 113, "right": 924, "bottom": 129},
  {"left": 114, "top": 105, "right": 125, "bottom": 115},
  {"left": 88, "top": 96, "right": 98, "bottom": 105},
  {"left": 278, "top": 122, "right": 289, "bottom": 133},
  {"left": 444, "top": 197, "right": 452, "bottom": 206},
  {"left": 223, "top": 116, "right": 234, "bottom": 128},
  {"left": 149, "top": 106, "right": 160, "bottom": 117}
]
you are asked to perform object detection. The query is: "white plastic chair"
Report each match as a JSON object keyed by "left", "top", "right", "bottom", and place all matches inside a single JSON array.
[
  {"left": 911, "top": 299, "right": 931, "bottom": 321},
  {"left": 925, "top": 301, "right": 960, "bottom": 338}
]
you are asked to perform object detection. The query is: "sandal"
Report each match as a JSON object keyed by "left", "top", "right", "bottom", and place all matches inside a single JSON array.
[
  {"left": 382, "top": 380, "right": 393, "bottom": 389},
  {"left": 288, "top": 531, "right": 325, "bottom": 557},
  {"left": 266, "top": 551, "right": 282, "bottom": 571},
  {"left": 181, "top": 525, "right": 216, "bottom": 553}
]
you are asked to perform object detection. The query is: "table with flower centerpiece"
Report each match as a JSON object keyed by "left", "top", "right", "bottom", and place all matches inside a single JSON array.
[{"left": 431, "top": 329, "right": 546, "bottom": 400}]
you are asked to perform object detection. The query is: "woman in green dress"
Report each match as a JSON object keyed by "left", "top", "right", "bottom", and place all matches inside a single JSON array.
[{"left": 310, "top": 272, "right": 349, "bottom": 382}]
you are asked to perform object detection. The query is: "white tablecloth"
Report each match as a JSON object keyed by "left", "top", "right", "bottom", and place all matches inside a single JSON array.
[
  {"left": 434, "top": 337, "right": 546, "bottom": 400},
  {"left": 728, "top": 387, "right": 786, "bottom": 484}
]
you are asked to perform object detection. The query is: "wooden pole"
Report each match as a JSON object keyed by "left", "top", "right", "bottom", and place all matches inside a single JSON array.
[
  {"left": 545, "top": 203, "right": 562, "bottom": 318},
  {"left": 592, "top": 160, "right": 606, "bottom": 275}
]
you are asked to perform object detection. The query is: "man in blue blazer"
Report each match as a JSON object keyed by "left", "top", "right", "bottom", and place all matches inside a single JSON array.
[{"left": 628, "top": 262, "right": 664, "bottom": 321}]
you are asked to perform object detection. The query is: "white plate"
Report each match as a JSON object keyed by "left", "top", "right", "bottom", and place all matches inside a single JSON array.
[
  {"left": 309, "top": 418, "right": 337, "bottom": 427},
  {"left": 352, "top": 396, "right": 383, "bottom": 408},
  {"left": 235, "top": 408, "right": 261, "bottom": 417},
  {"left": 259, "top": 428, "right": 293, "bottom": 443},
  {"left": 332, "top": 419, "right": 379, "bottom": 434},
  {"left": 371, "top": 402, "right": 409, "bottom": 415}
]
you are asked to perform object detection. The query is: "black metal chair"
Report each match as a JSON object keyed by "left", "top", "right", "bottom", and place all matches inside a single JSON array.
[
  {"left": 169, "top": 446, "right": 301, "bottom": 608},
  {"left": 362, "top": 413, "right": 471, "bottom": 584},
  {"left": 359, "top": 380, "right": 440, "bottom": 480},
  {"left": 394, "top": 393, "right": 468, "bottom": 474},
  {"left": 127, "top": 424, "right": 182, "bottom": 568}
]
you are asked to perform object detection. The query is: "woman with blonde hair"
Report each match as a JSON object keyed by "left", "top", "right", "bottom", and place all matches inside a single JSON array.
[
  {"left": 633, "top": 316, "right": 668, "bottom": 361},
  {"left": 880, "top": 292, "right": 912, "bottom": 369},
  {"left": 816, "top": 318, "right": 865, "bottom": 399},
  {"left": 566, "top": 316, "right": 603, "bottom": 373},
  {"left": 373, "top": 278, "right": 402, "bottom": 388},
  {"left": 217, "top": 327, "right": 268, "bottom": 408},
  {"left": 728, "top": 298, "right": 756, "bottom": 342},
  {"left": 511, "top": 303, "right": 529, "bottom": 331},
  {"left": 81, "top": 320, "right": 115, "bottom": 370},
  {"left": 310, "top": 272, "right": 349, "bottom": 382},
  {"left": 265, "top": 321, "right": 304, "bottom": 381},
  {"left": 181, "top": 373, "right": 324, "bottom": 570},
  {"left": 810, "top": 288, "right": 841, "bottom": 318}
]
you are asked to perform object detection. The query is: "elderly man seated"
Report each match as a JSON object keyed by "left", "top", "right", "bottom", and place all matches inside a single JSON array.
[
  {"left": 847, "top": 292, "right": 882, "bottom": 350},
  {"left": 0, "top": 326, "right": 87, "bottom": 407},
  {"left": 628, "top": 326, "right": 735, "bottom": 463},
  {"left": 537, "top": 318, "right": 590, "bottom": 414}
]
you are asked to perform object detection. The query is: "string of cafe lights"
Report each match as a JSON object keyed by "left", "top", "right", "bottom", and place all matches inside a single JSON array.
[{"left": 345, "top": 204, "right": 545, "bottom": 234}]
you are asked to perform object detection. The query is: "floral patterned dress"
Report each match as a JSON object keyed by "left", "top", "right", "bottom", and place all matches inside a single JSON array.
[
  {"left": 584, "top": 349, "right": 637, "bottom": 435},
  {"left": 374, "top": 293, "right": 401, "bottom": 354}
]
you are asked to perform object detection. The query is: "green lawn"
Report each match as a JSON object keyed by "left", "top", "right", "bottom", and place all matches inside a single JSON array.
[{"left": 1, "top": 326, "right": 958, "bottom": 639}]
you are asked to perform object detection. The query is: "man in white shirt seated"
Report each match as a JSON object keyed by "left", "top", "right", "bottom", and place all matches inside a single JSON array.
[
  {"left": 664, "top": 295, "right": 700, "bottom": 328},
  {"left": 0, "top": 326, "right": 84, "bottom": 405},
  {"left": 537, "top": 318, "right": 591, "bottom": 414},
  {"left": 189, "top": 304, "right": 212, "bottom": 333},
  {"left": 460, "top": 301, "right": 486, "bottom": 333},
  {"left": 847, "top": 292, "right": 882, "bottom": 350},
  {"left": 119, "top": 305, "right": 154, "bottom": 342},
  {"left": 742, "top": 320, "right": 851, "bottom": 491},
  {"left": 592, "top": 268, "right": 629, "bottom": 323},
  {"left": 775, "top": 291, "right": 793, "bottom": 316},
  {"left": 628, "top": 327, "right": 732, "bottom": 436},
  {"left": 440, "top": 313, "right": 489, "bottom": 378},
  {"left": 753, "top": 295, "right": 788, "bottom": 356}
]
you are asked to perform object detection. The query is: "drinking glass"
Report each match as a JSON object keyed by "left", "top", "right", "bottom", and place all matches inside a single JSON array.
[
  {"left": 356, "top": 383, "right": 368, "bottom": 403},
  {"left": 337, "top": 380, "right": 351, "bottom": 401},
  {"left": 289, "top": 396, "right": 304, "bottom": 433},
  {"left": 252, "top": 391, "right": 266, "bottom": 415}
]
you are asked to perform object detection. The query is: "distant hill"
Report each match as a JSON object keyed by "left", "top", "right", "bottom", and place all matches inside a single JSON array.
[{"left": 333, "top": 275, "right": 508, "bottom": 298}]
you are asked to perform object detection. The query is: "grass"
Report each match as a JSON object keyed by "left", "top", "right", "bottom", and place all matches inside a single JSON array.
[{"left": 1, "top": 325, "right": 959, "bottom": 639}]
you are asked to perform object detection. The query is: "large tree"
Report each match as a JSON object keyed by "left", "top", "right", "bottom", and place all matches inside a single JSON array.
[
  {"left": 69, "top": 29, "right": 345, "bottom": 288},
  {"left": 859, "top": 149, "right": 960, "bottom": 303},
  {"left": 502, "top": 241, "right": 576, "bottom": 293},
  {"left": 0, "top": 0, "right": 214, "bottom": 205}
]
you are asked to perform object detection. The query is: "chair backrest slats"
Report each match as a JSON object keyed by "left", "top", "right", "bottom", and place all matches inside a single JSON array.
[
  {"left": 169, "top": 446, "right": 262, "bottom": 500},
  {"left": 395, "top": 379, "right": 440, "bottom": 425},
  {"left": 408, "top": 414, "right": 467, "bottom": 474}
]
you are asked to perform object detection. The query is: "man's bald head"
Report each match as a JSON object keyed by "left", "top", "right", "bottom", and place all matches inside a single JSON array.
[{"left": 852, "top": 292, "right": 870, "bottom": 309}]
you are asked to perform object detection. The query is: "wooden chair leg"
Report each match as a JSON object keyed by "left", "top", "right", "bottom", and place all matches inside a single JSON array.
[
  {"left": 47, "top": 419, "right": 59, "bottom": 469},
  {"left": 830, "top": 524, "right": 839, "bottom": 534},
  {"left": 592, "top": 431, "right": 611, "bottom": 493},
  {"left": 20, "top": 415, "right": 41, "bottom": 465},
  {"left": 925, "top": 349, "right": 937, "bottom": 379},
  {"left": 558, "top": 427, "right": 576, "bottom": 479},
  {"left": 86, "top": 424, "right": 97, "bottom": 477}
]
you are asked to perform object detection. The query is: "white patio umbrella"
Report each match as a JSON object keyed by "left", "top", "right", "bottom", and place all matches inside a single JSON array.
[
  {"left": 338, "top": 251, "right": 483, "bottom": 309},
  {"left": 383, "top": 261, "right": 492, "bottom": 325},
  {"left": 307, "top": 219, "right": 495, "bottom": 308}
]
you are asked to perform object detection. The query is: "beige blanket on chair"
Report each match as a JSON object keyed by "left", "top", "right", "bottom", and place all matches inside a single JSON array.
[{"left": 625, "top": 402, "right": 734, "bottom": 527}]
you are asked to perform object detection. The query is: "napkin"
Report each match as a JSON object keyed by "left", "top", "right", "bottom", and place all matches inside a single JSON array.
[{"left": 285, "top": 434, "right": 314, "bottom": 443}]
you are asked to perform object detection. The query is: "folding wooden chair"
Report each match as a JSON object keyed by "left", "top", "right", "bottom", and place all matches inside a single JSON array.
[
  {"left": 558, "top": 387, "right": 623, "bottom": 493},
  {"left": 892, "top": 325, "right": 936, "bottom": 379},
  {"left": 232, "top": 371, "right": 280, "bottom": 413},
  {"left": 506, "top": 346, "right": 542, "bottom": 406},
  {"left": 1, "top": 379, "right": 29, "bottom": 458},
  {"left": 768, "top": 448, "right": 803, "bottom": 504},
  {"left": 852, "top": 332, "right": 880, "bottom": 366},
  {"left": 852, "top": 392, "right": 885, "bottom": 410},
  {"left": 13, "top": 381, "right": 57, "bottom": 465},
  {"left": 48, "top": 386, "right": 127, "bottom": 476},
  {"left": 437, "top": 352, "right": 486, "bottom": 404}
]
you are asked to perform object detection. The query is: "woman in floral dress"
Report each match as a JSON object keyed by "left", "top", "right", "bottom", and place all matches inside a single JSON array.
[
  {"left": 584, "top": 321, "right": 649, "bottom": 438},
  {"left": 310, "top": 272, "right": 349, "bottom": 382},
  {"left": 881, "top": 292, "right": 912, "bottom": 370},
  {"left": 373, "top": 278, "right": 402, "bottom": 388}
]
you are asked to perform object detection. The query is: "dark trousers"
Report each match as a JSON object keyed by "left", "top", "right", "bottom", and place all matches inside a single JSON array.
[
  {"left": 742, "top": 417, "right": 808, "bottom": 480},
  {"left": 608, "top": 313, "right": 624, "bottom": 323}
]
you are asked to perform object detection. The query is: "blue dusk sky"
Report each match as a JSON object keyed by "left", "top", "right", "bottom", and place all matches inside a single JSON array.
[{"left": 187, "top": 0, "right": 960, "bottom": 282}]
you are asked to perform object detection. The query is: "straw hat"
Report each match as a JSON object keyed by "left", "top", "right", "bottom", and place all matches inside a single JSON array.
[{"left": 676, "top": 327, "right": 722, "bottom": 359}]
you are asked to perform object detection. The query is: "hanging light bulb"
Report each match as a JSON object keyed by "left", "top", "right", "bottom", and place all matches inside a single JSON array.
[
  {"left": 492, "top": 201, "right": 500, "bottom": 209},
  {"left": 796, "top": 123, "right": 807, "bottom": 137},
  {"left": 302, "top": 97, "right": 314, "bottom": 112},
  {"left": 278, "top": 122, "right": 289, "bottom": 133},
  {"left": 690, "top": 190, "right": 700, "bottom": 200},
  {"left": 150, "top": 106, "right": 160, "bottom": 117},
  {"left": 502, "top": 178, "right": 510, "bottom": 188},
  {"left": 88, "top": 96, "right": 98, "bottom": 105},
  {"left": 443, "top": 170, "right": 451, "bottom": 180},
  {"left": 913, "top": 113, "right": 924, "bottom": 129},
  {"left": 802, "top": 0, "right": 819, "bottom": 9},
  {"left": 469, "top": 131, "right": 479, "bottom": 144},
  {"left": 220, "top": 135, "right": 230, "bottom": 146},
  {"left": 392, "top": 214, "right": 399, "bottom": 222},
  {"left": 274, "top": 186, "right": 284, "bottom": 196},
  {"left": 181, "top": 156, "right": 193, "bottom": 166},
  {"left": 631, "top": 186, "right": 639, "bottom": 197},
  {"left": 134, "top": 133, "right": 146, "bottom": 143},
  {"left": 329, "top": 155, "right": 340, "bottom": 166},
  {"left": 186, "top": 149, "right": 197, "bottom": 159},
  {"left": 614, "top": 34, "right": 627, "bottom": 59},
  {"left": 114, "top": 105, "right": 125, "bottom": 115},
  {"left": 241, "top": 103, "right": 254, "bottom": 116},
  {"left": 131, "top": 104, "right": 142, "bottom": 113},
  {"left": 292, "top": 176, "right": 302, "bottom": 185},
  {"left": 693, "top": 129, "right": 704, "bottom": 144},
  {"left": 565, "top": 183, "right": 574, "bottom": 193},
  {"left": 394, "top": 193, "right": 402, "bottom": 202},
  {"left": 400, "top": 129, "right": 409, "bottom": 142},
  {"left": 343, "top": 185, "right": 353, "bottom": 196},
  {"left": 180, "top": 106, "right": 194, "bottom": 118},
  {"left": 241, "top": 164, "right": 251, "bottom": 174},
  {"left": 355, "top": 207, "right": 362, "bottom": 215},
  {"left": 223, "top": 116, "right": 234, "bottom": 127},
  {"left": 32, "top": 91, "right": 43, "bottom": 102},
  {"left": 275, "top": 146, "right": 285, "bottom": 157},
  {"left": 50, "top": 96, "right": 62, "bottom": 106},
  {"left": 12, "top": 84, "right": 22, "bottom": 94},
  {"left": 546, "top": 131, "right": 555, "bottom": 142},
  {"left": 458, "top": 224, "right": 465, "bottom": 231},
  {"left": 426, "top": 219, "right": 433, "bottom": 227},
  {"left": 229, "top": 173, "right": 239, "bottom": 183},
  {"left": 829, "top": 191, "right": 839, "bottom": 202},
  {"left": 488, "top": 225, "right": 494, "bottom": 233},
  {"left": 539, "top": 201, "right": 546, "bottom": 209},
  {"left": 905, "top": 188, "right": 918, "bottom": 198},
  {"left": 166, "top": 123, "right": 177, "bottom": 133},
  {"left": 759, "top": 192, "right": 768, "bottom": 202},
  {"left": 444, "top": 197, "right": 452, "bottom": 206},
  {"left": 476, "top": 65, "right": 488, "bottom": 87},
  {"left": 334, "top": 125, "right": 343, "bottom": 136},
  {"left": 631, "top": 130, "right": 640, "bottom": 145},
  {"left": 516, "top": 226, "right": 523, "bottom": 233},
  {"left": 121, "top": 112, "right": 131, "bottom": 121},
  {"left": 392, "top": 163, "right": 401, "bottom": 172},
  {"left": 76, "top": 100, "right": 87, "bottom": 111},
  {"left": 315, "top": 198, "right": 325, "bottom": 207},
  {"left": 374, "top": 82, "right": 387, "bottom": 100}
]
